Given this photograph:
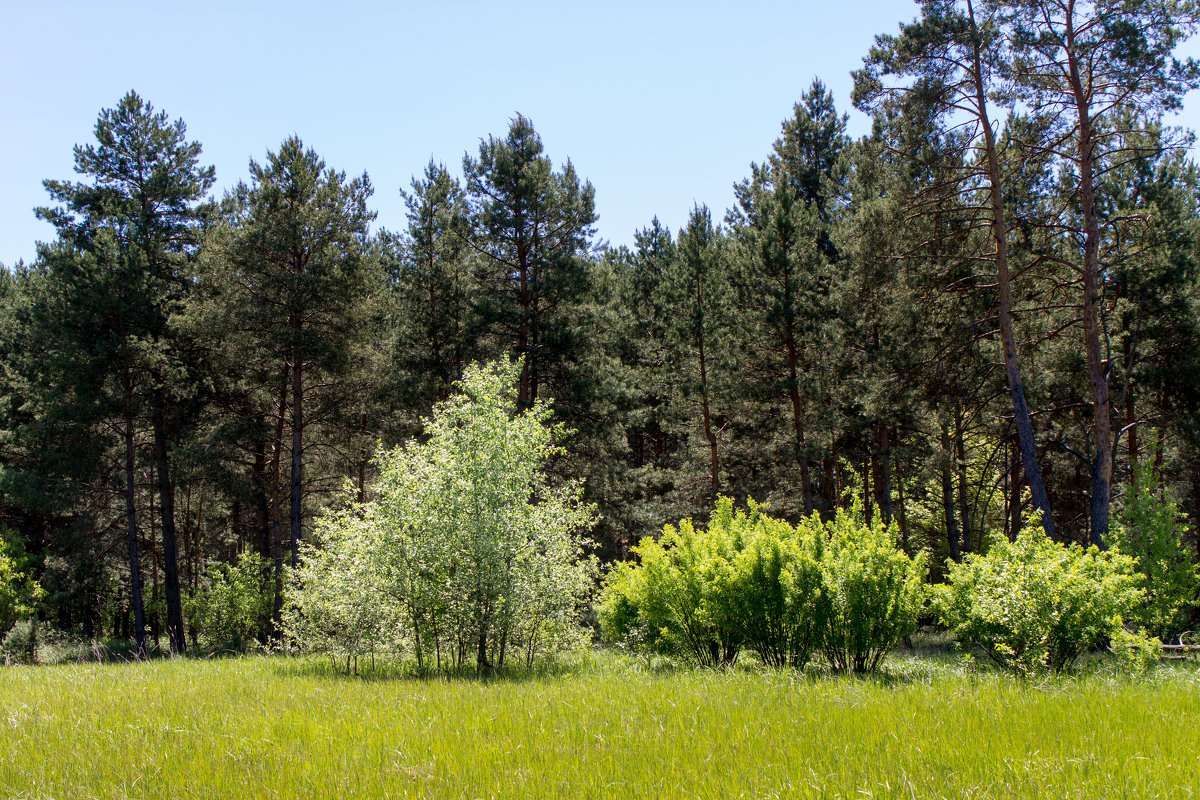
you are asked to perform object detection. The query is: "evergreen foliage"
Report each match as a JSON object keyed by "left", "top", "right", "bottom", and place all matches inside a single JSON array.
[
  {"left": 3, "top": 2, "right": 1200, "bottom": 669},
  {"left": 1112, "top": 434, "right": 1200, "bottom": 638}
]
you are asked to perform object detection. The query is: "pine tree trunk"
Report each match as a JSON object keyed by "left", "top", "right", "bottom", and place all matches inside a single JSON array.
[
  {"left": 150, "top": 488, "right": 160, "bottom": 649},
  {"left": 894, "top": 451, "right": 910, "bottom": 554},
  {"left": 517, "top": 230, "right": 531, "bottom": 409},
  {"left": 785, "top": 328, "right": 814, "bottom": 515},
  {"left": 1064, "top": 25, "right": 1111, "bottom": 548},
  {"left": 152, "top": 406, "right": 186, "bottom": 655},
  {"left": 290, "top": 353, "right": 304, "bottom": 569},
  {"left": 270, "top": 362, "right": 289, "bottom": 628},
  {"left": 942, "top": 421, "right": 962, "bottom": 562},
  {"left": 880, "top": 426, "right": 893, "bottom": 526},
  {"left": 954, "top": 407, "right": 971, "bottom": 554},
  {"left": 1125, "top": 334, "right": 1139, "bottom": 480},
  {"left": 253, "top": 417, "right": 270, "bottom": 562},
  {"left": 1008, "top": 438, "right": 1022, "bottom": 540},
  {"left": 122, "top": 394, "right": 147, "bottom": 659},
  {"left": 967, "top": 0, "right": 1055, "bottom": 537},
  {"left": 696, "top": 276, "right": 719, "bottom": 502}
]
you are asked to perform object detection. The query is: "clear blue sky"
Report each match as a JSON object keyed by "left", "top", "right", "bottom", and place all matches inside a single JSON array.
[{"left": 4, "top": 0, "right": 1200, "bottom": 267}]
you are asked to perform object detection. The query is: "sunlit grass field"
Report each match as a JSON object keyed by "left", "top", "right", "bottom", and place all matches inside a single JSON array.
[{"left": 1, "top": 649, "right": 1198, "bottom": 799}]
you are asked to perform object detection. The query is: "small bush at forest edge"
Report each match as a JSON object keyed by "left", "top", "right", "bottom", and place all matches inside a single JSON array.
[
  {"left": 936, "top": 515, "right": 1149, "bottom": 675},
  {"left": 600, "top": 498, "right": 925, "bottom": 674}
]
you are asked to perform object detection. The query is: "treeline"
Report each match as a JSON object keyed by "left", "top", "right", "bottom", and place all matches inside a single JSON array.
[{"left": 2, "top": 0, "right": 1200, "bottom": 654}]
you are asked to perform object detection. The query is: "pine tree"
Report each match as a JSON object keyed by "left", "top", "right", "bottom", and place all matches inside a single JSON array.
[
  {"left": 854, "top": 0, "right": 1057, "bottom": 536},
  {"left": 220, "top": 137, "right": 376, "bottom": 590},
  {"left": 728, "top": 80, "right": 849, "bottom": 516},
  {"left": 34, "top": 91, "right": 215, "bottom": 654},
  {"left": 1001, "top": 0, "right": 1200, "bottom": 545},
  {"left": 462, "top": 115, "right": 597, "bottom": 410}
]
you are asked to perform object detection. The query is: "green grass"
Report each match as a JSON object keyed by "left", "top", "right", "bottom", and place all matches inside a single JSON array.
[{"left": 1, "top": 650, "right": 1198, "bottom": 799}]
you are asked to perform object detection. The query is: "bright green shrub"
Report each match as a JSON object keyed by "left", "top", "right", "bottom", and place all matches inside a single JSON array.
[
  {"left": 283, "top": 501, "right": 396, "bottom": 668},
  {"left": 612, "top": 514, "right": 741, "bottom": 667},
  {"left": 820, "top": 507, "right": 926, "bottom": 674},
  {"left": 1111, "top": 438, "right": 1200, "bottom": 639},
  {"left": 600, "top": 498, "right": 918, "bottom": 673},
  {"left": 599, "top": 497, "right": 826, "bottom": 668},
  {"left": 186, "top": 549, "right": 274, "bottom": 651},
  {"left": 936, "top": 516, "right": 1146, "bottom": 675},
  {"left": 719, "top": 502, "right": 828, "bottom": 669},
  {"left": 0, "top": 529, "right": 43, "bottom": 633}
]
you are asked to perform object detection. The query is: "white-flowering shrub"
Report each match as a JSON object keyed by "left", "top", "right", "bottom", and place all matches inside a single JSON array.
[{"left": 285, "top": 358, "right": 597, "bottom": 673}]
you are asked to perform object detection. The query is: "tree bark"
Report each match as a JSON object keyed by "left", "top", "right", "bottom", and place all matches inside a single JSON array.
[
  {"left": 942, "top": 421, "right": 962, "bottom": 562},
  {"left": 290, "top": 352, "right": 304, "bottom": 569},
  {"left": 1064, "top": 18, "right": 1111, "bottom": 548},
  {"left": 253, "top": 417, "right": 270, "bottom": 562},
  {"left": 152, "top": 405, "right": 186, "bottom": 655},
  {"left": 894, "top": 450, "right": 910, "bottom": 554},
  {"left": 1125, "top": 334, "right": 1139, "bottom": 479},
  {"left": 122, "top": 390, "right": 147, "bottom": 659},
  {"left": 967, "top": 0, "right": 1055, "bottom": 538},
  {"left": 696, "top": 278, "right": 720, "bottom": 502},
  {"left": 954, "top": 407, "right": 971, "bottom": 554},
  {"left": 1008, "top": 438, "right": 1022, "bottom": 541},
  {"left": 270, "top": 362, "right": 290, "bottom": 627}
]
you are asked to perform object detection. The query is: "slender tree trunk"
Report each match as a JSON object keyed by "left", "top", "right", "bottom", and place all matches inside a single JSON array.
[
  {"left": 785, "top": 327, "right": 814, "bottom": 515},
  {"left": 530, "top": 291, "right": 540, "bottom": 405},
  {"left": 880, "top": 426, "right": 893, "bottom": 526},
  {"left": 476, "top": 617, "right": 491, "bottom": 672},
  {"left": 290, "top": 349, "right": 304, "bottom": 569},
  {"left": 894, "top": 451, "right": 910, "bottom": 554},
  {"left": 967, "top": 0, "right": 1055, "bottom": 537},
  {"left": 517, "top": 230, "right": 531, "bottom": 408},
  {"left": 358, "top": 412, "right": 369, "bottom": 504},
  {"left": 1125, "top": 335, "right": 1139, "bottom": 479},
  {"left": 696, "top": 276, "right": 720, "bottom": 501},
  {"left": 270, "top": 362, "right": 290, "bottom": 628},
  {"left": 954, "top": 406, "right": 971, "bottom": 554},
  {"left": 698, "top": 350, "right": 720, "bottom": 501},
  {"left": 150, "top": 486, "right": 160, "bottom": 649},
  {"left": 452, "top": 263, "right": 464, "bottom": 381},
  {"left": 1008, "top": 438, "right": 1022, "bottom": 540},
  {"left": 823, "top": 456, "right": 836, "bottom": 513},
  {"left": 942, "top": 421, "right": 962, "bottom": 562},
  {"left": 152, "top": 405, "right": 185, "bottom": 655},
  {"left": 428, "top": 251, "right": 442, "bottom": 366},
  {"left": 1065, "top": 20, "right": 1111, "bottom": 548},
  {"left": 253, "top": 417, "right": 270, "bottom": 562},
  {"left": 122, "top": 394, "right": 147, "bottom": 659}
]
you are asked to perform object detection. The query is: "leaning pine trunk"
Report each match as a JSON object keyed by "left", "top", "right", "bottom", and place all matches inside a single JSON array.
[{"left": 967, "top": 0, "right": 1055, "bottom": 538}]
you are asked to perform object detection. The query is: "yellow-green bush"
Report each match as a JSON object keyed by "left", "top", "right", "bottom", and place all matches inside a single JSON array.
[
  {"left": 599, "top": 498, "right": 924, "bottom": 673},
  {"left": 936, "top": 516, "right": 1147, "bottom": 675},
  {"left": 819, "top": 508, "right": 927, "bottom": 674}
]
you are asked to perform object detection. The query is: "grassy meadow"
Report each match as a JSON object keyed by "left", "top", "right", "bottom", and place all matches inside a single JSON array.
[{"left": 1, "top": 650, "right": 1198, "bottom": 799}]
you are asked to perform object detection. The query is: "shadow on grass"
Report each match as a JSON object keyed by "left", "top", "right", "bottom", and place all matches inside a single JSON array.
[
  {"left": 267, "top": 645, "right": 940, "bottom": 687},
  {"left": 260, "top": 626, "right": 1197, "bottom": 688},
  {"left": 267, "top": 649, "right": 630, "bottom": 685}
]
